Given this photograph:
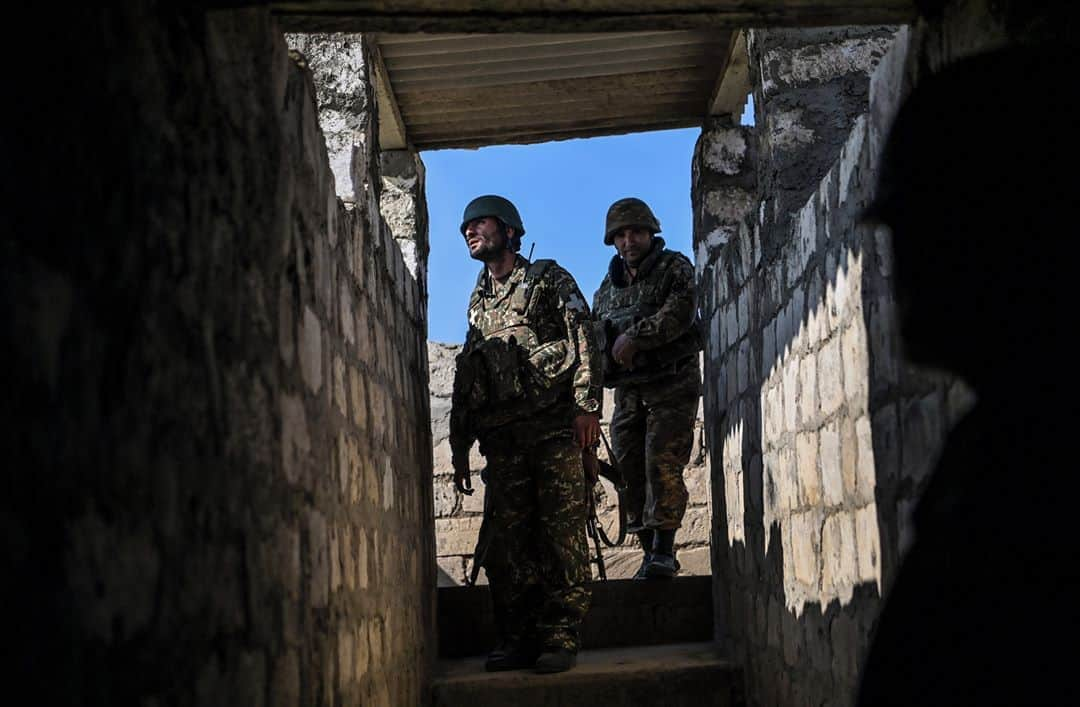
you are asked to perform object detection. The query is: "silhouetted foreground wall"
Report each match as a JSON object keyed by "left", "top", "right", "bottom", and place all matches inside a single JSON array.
[
  {"left": 4, "top": 8, "right": 434, "bottom": 706},
  {"left": 694, "top": 2, "right": 1059, "bottom": 706}
]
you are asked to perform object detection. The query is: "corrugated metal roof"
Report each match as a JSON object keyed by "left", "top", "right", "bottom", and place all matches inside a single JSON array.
[{"left": 373, "top": 30, "right": 735, "bottom": 150}]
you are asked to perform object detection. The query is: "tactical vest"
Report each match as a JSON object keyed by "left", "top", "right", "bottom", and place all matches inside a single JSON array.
[
  {"left": 458, "top": 259, "right": 576, "bottom": 433},
  {"left": 593, "top": 250, "right": 702, "bottom": 388}
]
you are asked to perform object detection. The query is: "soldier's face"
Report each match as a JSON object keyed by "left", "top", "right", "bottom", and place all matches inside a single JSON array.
[
  {"left": 613, "top": 227, "right": 653, "bottom": 267},
  {"left": 463, "top": 217, "right": 510, "bottom": 261}
]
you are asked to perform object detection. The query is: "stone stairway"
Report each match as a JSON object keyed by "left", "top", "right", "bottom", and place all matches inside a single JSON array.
[{"left": 433, "top": 576, "right": 745, "bottom": 706}]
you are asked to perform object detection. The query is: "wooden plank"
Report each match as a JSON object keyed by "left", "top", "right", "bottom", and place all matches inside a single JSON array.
[
  {"left": 707, "top": 29, "right": 750, "bottom": 117},
  {"left": 414, "top": 117, "right": 700, "bottom": 150},
  {"left": 393, "top": 53, "right": 724, "bottom": 91},
  {"left": 410, "top": 105, "right": 702, "bottom": 141},
  {"left": 399, "top": 83, "right": 711, "bottom": 119},
  {"left": 394, "top": 68, "right": 716, "bottom": 105},
  {"left": 380, "top": 30, "right": 713, "bottom": 63},
  {"left": 377, "top": 31, "right": 681, "bottom": 56},
  {"left": 388, "top": 41, "right": 722, "bottom": 83},
  {"left": 273, "top": 1, "right": 918, "bottom": 33},
  {"left": 368, "top": 39, "right": 409, "bottom": 149},
  {"left": 404, "top": 96, "right": 704, "bottom": 128}
]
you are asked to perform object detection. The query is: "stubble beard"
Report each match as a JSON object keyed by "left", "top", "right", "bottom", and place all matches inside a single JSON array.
[{"left": 468, "top": 233, "right": 510, "bottom": 263}]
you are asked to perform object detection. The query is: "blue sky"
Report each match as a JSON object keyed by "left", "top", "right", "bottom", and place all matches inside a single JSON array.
[{"left": 422, "top": 99, "right": 753, "bottom": 343}]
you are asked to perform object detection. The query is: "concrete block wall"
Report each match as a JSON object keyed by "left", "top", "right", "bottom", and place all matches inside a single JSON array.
[
  {"left": 694, "top": 25, "right": 937, "bottom": 707},
  {"left": 5, "top": 9, "right": 434, "bottom": 707},
  {"left": 287, "top": 32, "right": 436, "bottom": 707},
  {"left": 429, "top": 343, "right": 713, "bottom": 584},
  {"left": 694, "top": 4, "right": 1049, "bottom": 704}
]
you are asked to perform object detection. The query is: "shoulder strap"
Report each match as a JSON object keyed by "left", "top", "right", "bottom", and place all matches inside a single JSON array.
[
  {"left": 524, "top": 258, "right": 556, "bottom": 286},
  {"left": 468, "top": 266, "right": 488, "bottom": 309},
  {"left": 511, "top": 258, "right": 557, "bottom": 315}
]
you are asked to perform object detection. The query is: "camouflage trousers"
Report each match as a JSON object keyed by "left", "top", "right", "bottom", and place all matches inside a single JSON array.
[
  {"left": 478, "top": 434, "right": 591, "bottom": 652},
  {"left": 610, "top": 362, "right": 701, "bottom": 532}
]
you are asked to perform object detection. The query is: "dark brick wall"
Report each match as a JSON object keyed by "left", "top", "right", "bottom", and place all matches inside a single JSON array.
[{"left": 3, "top": 6, "right": 434, "bottom": 706}]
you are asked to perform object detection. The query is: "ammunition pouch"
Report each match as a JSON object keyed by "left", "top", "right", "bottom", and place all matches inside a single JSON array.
[
  {"left": 476, "top": 336, "right": 527, "bottom": 404},
  {"left": 457, "top": 335, "right": 575, "bottom": 437}
]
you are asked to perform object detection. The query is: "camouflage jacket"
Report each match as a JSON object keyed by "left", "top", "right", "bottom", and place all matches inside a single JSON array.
[
  {"left": 450, "top": 255, "right": 602, "bottom": 466},
  {"left": 592, "top": 237, "right": 702, "bottom": 387}
]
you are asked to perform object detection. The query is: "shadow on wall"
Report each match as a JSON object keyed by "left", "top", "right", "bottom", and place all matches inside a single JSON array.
[
  {"left": 701, "top": 29, "right": 971, "bottom": 703},
  {"left": 715, "top": 244, "right": 897, "bottom": 706}
]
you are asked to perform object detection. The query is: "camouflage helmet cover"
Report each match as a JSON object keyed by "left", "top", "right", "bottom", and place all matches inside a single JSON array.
[
  {"left": 604, "top": 197, "right": 660, "bottom": 245},
  {"left": 460, "top": 194, "right": 526, "bottom": 238}
]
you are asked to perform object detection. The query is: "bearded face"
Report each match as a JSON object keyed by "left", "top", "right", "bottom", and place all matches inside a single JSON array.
[{"left": 463, "top": 216, "right": 512, "bottom": 262}]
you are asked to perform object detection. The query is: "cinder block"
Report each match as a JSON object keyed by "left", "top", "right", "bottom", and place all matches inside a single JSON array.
[
  {"left": 841, "top": 318, "right": 869, "bottom": 410},
  {"left": 308, "top": 509, "right": 329, "bottom": 608},
  {"left": 790, "top": 510, "right": 821, "bottom": 587},
  {"left": 340, "top": 280, "right": 355, "bottom": 345},
  {"left": 432, "top": 476, "right": 457, "bottom": 518},
  {"left": 329, "top": 524, "right": 342, "bottom": 593},
  {"left": 799, "top": 354, "right": 818, "bottom": 425},
  {"left": 778, "top": 446, "right": 799, "bottom": 513},
  {"left": 796, "top": 432, "right": 821, "bottom": 506},
  {"left": 855, "top": 415, "right": 876, "bottom": 503},
  {"left": 349, "top": 366, "right": 368, "bottom": 431},
  {"left": 333, "top": 355, "right": 347, "bottom": 415},
  {"left": 300, "top": 305, "right": 323, "bottom": 393},
  {"left": 855, "top": 503, "right": 881, "bottom": 585},
  {"left": 821, "top": 511, "right": 857, "bottom": 602},
  {"left": 817, "top": 336, "right": 844, "bottom": 416},
  {"left": 341, "top": 525, "right": 356, "bottom": 591},
  {"left": 840, "top": 414, "right": 858, "bottom": 500},
  {"left": 820, "top": 420, "right": 843, "bottom": 506},
  {"left": 680, "top": 506, "right": 712, "bottom": 545},
  {"left": 280, "top": 393, "right": 311, "bottom": 487},
  {"left": 782, "top": 359, "right": 799, "bottom": 433},
  {"left": 434, "top": 516, "right": 484, "bottom": 557}
]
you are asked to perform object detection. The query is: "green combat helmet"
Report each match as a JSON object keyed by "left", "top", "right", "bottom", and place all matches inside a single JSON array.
[
  {"left": 460, "top": 194, "right": 526, "bottom": 237},
  {"left": 604, "top": 197, "right": 660, "bottom": 245}
]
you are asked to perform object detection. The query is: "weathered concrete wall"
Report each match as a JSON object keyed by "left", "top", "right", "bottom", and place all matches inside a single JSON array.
[
  {"left": 696, "top": 3, "right": 1057, "bottom": 705},
  {"left": 748, "top": 26, "right": 896, "bottom": 249},
  {"left": 695, "top": 35, "right": 903, "bottom": 704},
  {"left": 429, "top": 343, "right": 713, "bottom": 584},
  {"left": 5, "top": 9, "right": 433, "bottom": 707}
]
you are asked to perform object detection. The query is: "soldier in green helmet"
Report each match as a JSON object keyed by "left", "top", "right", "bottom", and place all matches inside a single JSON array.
[
  {"left": 449, "top": 194, "right": 602, "bottom": 673},
  {"left": 592, "top": 197, "right": 702, "bottom": 579}
]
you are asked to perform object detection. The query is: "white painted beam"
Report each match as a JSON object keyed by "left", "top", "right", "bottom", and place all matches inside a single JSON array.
[
  {"left": 368, "top": 39, "right": 409, "bottom": 150},
  {"left": 708, "top": 30, "right": 751, "bottom": 118}
]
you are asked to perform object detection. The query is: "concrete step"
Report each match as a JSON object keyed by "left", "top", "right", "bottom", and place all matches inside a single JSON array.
[
  {"left": 438, "top": 576, "right": 713, "bottom": 658},
  {"left": 432, "top": 641, "right": 743, "bottom": 707}
]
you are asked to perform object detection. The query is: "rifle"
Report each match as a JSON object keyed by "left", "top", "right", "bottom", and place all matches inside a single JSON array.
[
  {"left": 466, "top": 466, "right": 491, "bottom": 587},
  {"left": 583, "top": 429, "right": 628, "bottom": 580},
  {"left": 468, "top": 428, "right": 628, "bottom": 585}
]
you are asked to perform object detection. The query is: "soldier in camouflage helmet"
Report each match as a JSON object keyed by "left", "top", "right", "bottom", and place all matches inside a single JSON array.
[
  {"left": 592, "top": 197, "right": 702, "bottom": 579},
  {"left": 450, "top": 194, "right": 602, "bottom": 674}
]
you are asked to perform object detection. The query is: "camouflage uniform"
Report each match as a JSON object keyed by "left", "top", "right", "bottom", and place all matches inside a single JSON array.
[
  {"left": 592, "top": 236, "right": 702, "bottom": 534},
  {"left": 450, "top": 255, "right": 601, "bottom": 652}
]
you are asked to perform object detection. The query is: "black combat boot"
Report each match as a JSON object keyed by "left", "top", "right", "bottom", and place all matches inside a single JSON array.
[
  {"left": 534, "top": 648, "right": 578, "bottom": 674},
  {"left": 632, "top": 529, "right": 654, "bottom": 580},
  {"left": 485, "top": 641, "right": 541, "bottom": 672},
  {"left": 485, "top": 636, "right": 509, "bottom": 663},
  {"left": 645, "top": 529, "right": 680, "bottom": 578}
]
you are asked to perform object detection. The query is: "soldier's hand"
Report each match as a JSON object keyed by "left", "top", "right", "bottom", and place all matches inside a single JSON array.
[
  {"left": 573, "top": 413, "right": 601, "bottom": 449},
  {"left": 453, "top": 463, "right": 474, "bottom": 496},
  {"left": 612, "top": 334, "right": 639, "bottom": 369}
]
